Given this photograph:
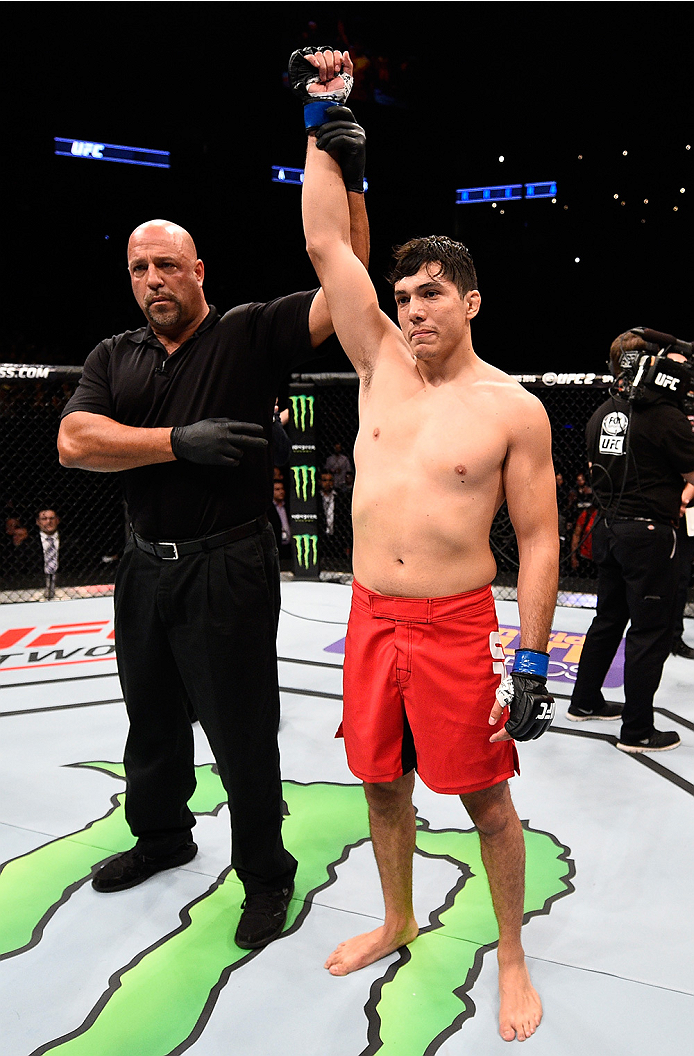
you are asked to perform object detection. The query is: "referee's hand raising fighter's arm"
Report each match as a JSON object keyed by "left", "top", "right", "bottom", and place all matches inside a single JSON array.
[{"left": 58, "top": 411, "right": 266, "bottom": 472}]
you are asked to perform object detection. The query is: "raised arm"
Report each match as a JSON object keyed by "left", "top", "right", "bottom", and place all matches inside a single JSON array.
[
  {"left": 307, "top": 187, "right": 370, "bottom": 348},
  {"left": 291, "top": 47, "right": 392, "bottom": 372},
  {"left": 303, "top": 131, "right": 392, "bottom": 378}
]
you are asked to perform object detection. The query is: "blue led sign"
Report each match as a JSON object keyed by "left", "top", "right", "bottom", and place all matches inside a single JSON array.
[
  {"left": 272, "top": 165, "right": 368, "bottom": 192},
  {"left": 54, "top": 138, "right": 170, "bottom": 169},
  {"left": 456, "top": 181, "right": 557, "bottom": 204}
]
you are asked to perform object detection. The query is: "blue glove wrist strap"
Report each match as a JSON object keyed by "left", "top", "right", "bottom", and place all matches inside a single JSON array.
[
  {"left": 512, "top": 649, "right": 549, "bottom": 678},
  {"left": 304, "top": 100, "right": 334, "bottom": 130}
]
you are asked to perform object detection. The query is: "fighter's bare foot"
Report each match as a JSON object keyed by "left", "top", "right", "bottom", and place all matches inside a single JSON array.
[
  {"left": 498, "top": 954, "right": 542, "bottom": 1042},
  {"left": 324, "top": 920, "right": 419, "bottom": 976}
]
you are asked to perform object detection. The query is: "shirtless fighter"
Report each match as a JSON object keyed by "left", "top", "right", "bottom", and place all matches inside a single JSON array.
[{"left": 291, "top": 49, "right": 559, "bottom": 1043}]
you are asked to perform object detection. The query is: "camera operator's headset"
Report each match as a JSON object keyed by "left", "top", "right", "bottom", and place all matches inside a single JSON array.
[{"left": 589, "top": 327, "right": 694, "bottom": 527}]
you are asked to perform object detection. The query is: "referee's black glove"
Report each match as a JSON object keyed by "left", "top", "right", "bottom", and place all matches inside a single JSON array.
[
  {"left": 315, "top": 106, "right": 366, "bottom": 194},
  {"left": 170, "top": 418, "right": 267, "bottom": 467}
]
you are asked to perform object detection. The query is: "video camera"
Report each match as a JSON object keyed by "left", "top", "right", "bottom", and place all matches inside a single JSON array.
[{"left": 613, "top": 328, "right": 694, "bottom": 409}]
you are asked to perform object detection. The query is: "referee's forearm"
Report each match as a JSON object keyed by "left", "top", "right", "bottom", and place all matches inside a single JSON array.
[{"left": 58, "top": 411, "right": 176, "bottom": 472}]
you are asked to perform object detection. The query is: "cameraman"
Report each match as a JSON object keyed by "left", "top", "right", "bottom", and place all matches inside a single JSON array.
[{"left": 568, "top": 329, "right": 694, "bottom": 752}]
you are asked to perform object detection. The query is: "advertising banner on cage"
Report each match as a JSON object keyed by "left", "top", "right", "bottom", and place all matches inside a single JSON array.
[{"left": 287, "top": 384, "right": 319, "bottom": 579}]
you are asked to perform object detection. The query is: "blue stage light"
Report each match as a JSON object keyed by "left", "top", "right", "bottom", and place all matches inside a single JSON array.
[
  {"left": 54, "top": 138, "right": 170, "bottom": 169},
  {"left": 457, "top": 184, "right": 523, "bottom": 204},
  {"left": 272, "top": 165, "right": 368, "bottom": 191},
  {"left": 456, "top": 181, "right": 557, "bottom": 204}
]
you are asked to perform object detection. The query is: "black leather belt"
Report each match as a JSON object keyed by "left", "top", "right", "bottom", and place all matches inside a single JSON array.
[{"left": 131, "top": 515, "right": 268, "bottom": 560}]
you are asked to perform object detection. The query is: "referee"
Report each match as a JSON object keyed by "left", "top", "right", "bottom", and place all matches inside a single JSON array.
[{"left": 58, "top": 211, "right": 367, "bottom": 948}]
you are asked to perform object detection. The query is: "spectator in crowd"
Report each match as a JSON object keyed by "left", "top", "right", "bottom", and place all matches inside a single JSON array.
[
  {"left": 324, "top": 441, "right": 352, "bottom": 488},
  {"left": 570, "top": 505, "right": 599, "bottom": 576},
  {"left": 565, "top": 471, "right": 592, "bottom": 540},
  {"left": 268, "top": 480, "right": 293, "bottom": 571},
  {"left": 33, "top": 508, "right": 65, "bottom": 599},
  {"left": 5, "top": 514, "right": 24, "bottom": 539},
  {"left": 317, "top": 470, "right": 352, "bottom": 569},
  {"left": 340, "top": 468, "right": 355, "bottom": 496},
  {"left": 1, "top": 516, "right": 32, "bottom": 590}
]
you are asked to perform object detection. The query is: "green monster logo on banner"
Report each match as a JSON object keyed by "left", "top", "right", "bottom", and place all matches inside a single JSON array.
[
  {"left": 294, "top": 533, "right": 318, "bottom": 570},
  {"left": 291, "top": 465, "right": 317, "bottom": 502},
  {"left": 290, "top": 394, "right": 315, "bottom": 432},
  {"left": 0, "top": 763, "right": 573, "bottom": 1055}
]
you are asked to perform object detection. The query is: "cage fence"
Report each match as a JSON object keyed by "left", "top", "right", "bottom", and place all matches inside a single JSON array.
[
  {"left": 1, "top": 366, "right": 127, "bottom": 603},
  {"left": 3, "top": 365, "right": 692, "bottom": 613}
]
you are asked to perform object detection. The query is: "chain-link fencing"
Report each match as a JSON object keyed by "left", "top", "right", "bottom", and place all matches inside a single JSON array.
[
  {"left": 3, "top": 365, "right": 692, "bottom": 612},
  {"left": 0, "top": 366, "right": 126, "bottom": 603}
]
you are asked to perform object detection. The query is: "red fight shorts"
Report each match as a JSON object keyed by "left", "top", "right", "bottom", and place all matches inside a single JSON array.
[{"left": 341, "top": 580, "right": 520, "bottom": 795}]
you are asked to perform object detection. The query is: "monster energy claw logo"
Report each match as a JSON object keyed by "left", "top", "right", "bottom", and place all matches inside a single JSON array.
[
  {"left": 291, "top": 464, "right": 316, "bottom": 502},
  {"left": 290, "top": 394, "right": 315, "bottom": 432},
  {"left": 294, "top": 534, "right": 318, "bottom": 569}
]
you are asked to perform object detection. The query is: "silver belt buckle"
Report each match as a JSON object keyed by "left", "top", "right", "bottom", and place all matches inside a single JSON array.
[{"left": 159, "top": 541, "right": 179, "bottom": 560}]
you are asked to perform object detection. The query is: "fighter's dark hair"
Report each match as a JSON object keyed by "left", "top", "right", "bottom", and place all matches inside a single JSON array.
[{"left": 388, "top": 236, "right": 478, "bottom": 299}]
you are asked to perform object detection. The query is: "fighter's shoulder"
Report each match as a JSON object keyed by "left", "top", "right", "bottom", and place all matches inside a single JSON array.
[{"left": 474, "top": 360, "right": 545, "bottom": 409}]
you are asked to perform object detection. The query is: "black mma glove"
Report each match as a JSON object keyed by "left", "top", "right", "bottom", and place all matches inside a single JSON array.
[
  {"left": 315, "top": 105, "right": 366, "bottom": 193},
  {"left": 288, "top": 45, "right": 353, "bottom": 131},
  {"left": 170, "top": 418, "right": 267, "bottom": 467},
  {"left": 495, "top": 649, "right": 555, "bottom": 741}
]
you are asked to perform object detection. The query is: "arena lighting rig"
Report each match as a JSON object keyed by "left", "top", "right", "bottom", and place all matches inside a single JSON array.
[
  {"left": 271, "top": 166, "right": 556, "bottom": 204},
  {"left": 456, "top": 182, "right": 557, "bottom": 203},
  {"left": 272, "top": 164, "right": 368, "bottom": 192},
  {"left": 54, "top": 138, "right": 170, "bottom": 169}
]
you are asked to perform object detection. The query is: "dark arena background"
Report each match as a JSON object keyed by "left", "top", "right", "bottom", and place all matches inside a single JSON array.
[
  {"left": 2, "top": 6, "right": 690, "bottom": 602},
  {"left": 1, "top": 10, "right": 694, "bottom": 1056}
]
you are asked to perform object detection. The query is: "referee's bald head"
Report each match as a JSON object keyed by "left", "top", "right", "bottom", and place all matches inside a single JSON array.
[{"left": 127, "top": 219, "right": 198, "bottom": 261}]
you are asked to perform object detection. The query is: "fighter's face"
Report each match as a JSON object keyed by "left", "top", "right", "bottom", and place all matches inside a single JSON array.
[
  {"left": 127, "top": 230, "right": 205, "bottom": 333},
  {"left": 393, "top": 266, "right": 479, "bottom": 361}
]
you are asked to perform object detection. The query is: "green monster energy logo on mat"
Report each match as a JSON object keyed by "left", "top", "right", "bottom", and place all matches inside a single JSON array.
[
  {"left": 290, "top": 394, "right": 315, "bottom": 432},
  {"left": 0, "top": 762, "right": 573, "bottom": 1055},
  {"left": 294, "top": 534, "right": 318, "bottom": 569},
  {"left": 291, "top": 465, "right": 316, "bottom": 502}
]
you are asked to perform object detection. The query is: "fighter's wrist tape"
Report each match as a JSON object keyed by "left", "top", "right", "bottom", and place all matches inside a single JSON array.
[
  {"left": 512, "top": 649, "right": 549, "bottom": 679},
  {"left": 304, "top": 100, "right": 335, "bottom": 130}
]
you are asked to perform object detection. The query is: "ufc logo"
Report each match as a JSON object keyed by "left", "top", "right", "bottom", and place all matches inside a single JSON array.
[{"left": 537, "top": 699, "right": 555, "bottom": 721}]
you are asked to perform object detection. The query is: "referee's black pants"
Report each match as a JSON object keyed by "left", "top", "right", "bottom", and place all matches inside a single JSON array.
[
  {"left": 114, "top": 523, "right": 297, "bottom": 895},
  {"left": 570, "top": 519, "right": 678, "bottom": 742}
]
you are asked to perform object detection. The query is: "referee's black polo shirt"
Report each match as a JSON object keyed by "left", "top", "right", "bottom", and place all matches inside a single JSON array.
[{"left": 62, "top": 291, "right": 319, "bottom": 541}]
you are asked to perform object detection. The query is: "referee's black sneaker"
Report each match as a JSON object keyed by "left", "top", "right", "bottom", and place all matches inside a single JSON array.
[
  {"left": 616, "top": 730, "right": 680, "bottom": 753},
  {"left": 92, "top": 842, "right": 198, "bottom": 892},
  {"left": 235, "top": 883, "right": 294, "bottom": 950},
  {"left": 567, "top": 702, "right": 622, "bottom": 721}
]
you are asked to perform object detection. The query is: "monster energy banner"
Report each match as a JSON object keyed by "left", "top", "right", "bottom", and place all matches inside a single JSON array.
[{"left": 287, "top": 383, "right": 319, "bottom": 578}]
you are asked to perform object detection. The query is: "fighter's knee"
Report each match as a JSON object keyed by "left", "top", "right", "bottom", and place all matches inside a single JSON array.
[
  {"left": 461, "top": 782, "right": 518, "bottom": 836},
  {"left": 363, "top": 773, "right": 414, "bottom": 815}
]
